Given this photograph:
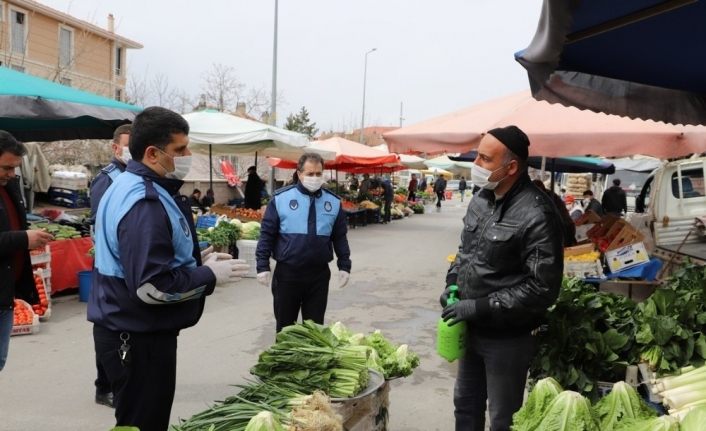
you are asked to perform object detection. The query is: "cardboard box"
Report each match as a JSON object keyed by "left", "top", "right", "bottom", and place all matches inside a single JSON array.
[
  {"left": 575, "top": 224, "right": 595, "bottom": 243},
  {"left": 605, "top": 242, "right": 649, "bottom": 273},
  {"left": 564, "top": 243, "right": 596, "bottom": 257}
]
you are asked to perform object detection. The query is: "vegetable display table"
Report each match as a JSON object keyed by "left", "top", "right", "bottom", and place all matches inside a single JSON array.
[
  {"left": 48, "top": 237, "right": 93, "bottom": 293},
  {"left": 345, "top": 209, "right": 367, "bottom": 228}
]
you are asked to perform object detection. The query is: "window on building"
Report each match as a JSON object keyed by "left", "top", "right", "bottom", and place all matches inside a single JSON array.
[
  {"left": 60, "top": 77, "right": 71, "bottom": 87},
  {"left": 115, "top": 88, "right": 122, "bottom": 101},
  {"left": 11, "top": 9, "right": 27, "bottom": 54},
  {"left": 11, "top": 64, "right": 25, "bottom": 73},
  {"left": 115, "top": 46, "right": 123, "bottom": 76},
  {"left": 59, "top": 27, "right": 73, "bottom": 68}
]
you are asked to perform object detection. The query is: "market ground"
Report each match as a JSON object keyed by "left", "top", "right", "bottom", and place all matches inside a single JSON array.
[{"left": 1, "top": 198, "right": 470, "bottom": 431}]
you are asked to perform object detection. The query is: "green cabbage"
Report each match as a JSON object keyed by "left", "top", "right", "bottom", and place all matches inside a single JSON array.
[
  {"left": 241, "top": 221, "right": 261, "bottom": 240},
  {"left": 244, "top": 411, "right": 284, "bottom": 431},
  {"left": 593, "top": 381, "right": 656, "bottom": 430},
  {"left": 680, "top": 404, "right": 706, "bottom": 431},
  {"left": 511, "top": 377, "right": 563, "bottom": 431},
  {"left": 534, "top": 391, "right": 600, "bottom": 431},
  {"left": 614, "top": 415, "right": 679, "bottom": 431}
]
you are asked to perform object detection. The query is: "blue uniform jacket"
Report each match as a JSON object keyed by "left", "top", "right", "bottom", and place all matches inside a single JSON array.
[
  {"left": 89, "top": 158, "right": 125, "bottom": 220},
  {"left": 256, "top": 183, "right": 351, "bottom": 273},
  {"left": 88, "top": 161, "right": 216, "bottom": 333}
]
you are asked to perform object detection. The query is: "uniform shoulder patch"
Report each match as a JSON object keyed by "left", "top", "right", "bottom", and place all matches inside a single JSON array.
[
  {"left": 101, "top": 163, "right": 117, "bottom": 174},
  {"left": 274, "top": 184, "right": 296, "bottom": 196}
]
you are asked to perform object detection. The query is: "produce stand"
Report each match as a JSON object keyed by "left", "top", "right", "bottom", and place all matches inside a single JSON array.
[
  {"left": 47, "top": 237, "right": 94, "bottom": 293},
  {"left": 345, "top": 208, "right": 368, "bottom": 228},
  {"left": 332, "top": 370, "right": 390, "bottom": 431},
  {"left": 10, "top": 299, "right": 40, "bottom": 336}
]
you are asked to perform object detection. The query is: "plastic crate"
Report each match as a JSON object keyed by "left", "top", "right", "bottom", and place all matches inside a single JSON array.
[
  {"left": 49, "top": 187, "right": 89, "bottom": 208},
  {"left": 196, "top": 215, "right": 218, "bottom": 229},
  {"left": 30, "top": 245, "right": 51, "bottom": 265},
  {"left": 235, "top": 239, "right": 258, "bottom": 278},
  {"left": 33, "top": 268, "right": 52, "bottom": 321}
]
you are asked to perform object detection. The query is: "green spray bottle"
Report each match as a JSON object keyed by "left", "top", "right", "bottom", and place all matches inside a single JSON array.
[{"left": 436, "top": 285, "right": 466, "bottom": 362}]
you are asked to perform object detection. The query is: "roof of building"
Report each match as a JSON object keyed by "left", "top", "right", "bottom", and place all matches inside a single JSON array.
[{"left": 12, "top": 0, "right": 143, "bottom": 49}]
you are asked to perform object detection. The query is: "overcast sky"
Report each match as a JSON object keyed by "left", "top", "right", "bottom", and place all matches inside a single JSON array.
[{"left": 41, "top": 0, "right": 543, "bottom": 132}]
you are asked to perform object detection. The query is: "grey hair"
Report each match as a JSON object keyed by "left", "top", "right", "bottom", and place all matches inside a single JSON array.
[
  {"left": 502, "top": 147, "right": 527, "bottom": 171},
  {"left": 297, "top": 152, "right": 324, "bottom": 172}
]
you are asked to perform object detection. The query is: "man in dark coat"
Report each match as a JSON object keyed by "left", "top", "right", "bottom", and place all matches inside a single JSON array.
[
  {"left": 0, "top": 131, "right": 53, "bottom": 372},
  {"left": 602, "top": 179, "right": 628, "bottom": 216}
]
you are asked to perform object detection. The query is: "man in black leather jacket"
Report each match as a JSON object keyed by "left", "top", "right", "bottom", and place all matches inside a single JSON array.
[{"left": 440, "top": 126, "right": 563, "bottom": 431}]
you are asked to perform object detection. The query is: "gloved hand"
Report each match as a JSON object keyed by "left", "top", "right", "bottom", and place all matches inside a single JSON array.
[
  {"left": 441, "top": 299, "right": 477, "bottom": 326},
  {"left": 439, "top": 286, "right": 452, "bottom": 307},
  {"left": 204, "top": 254, "right": 249, "bottom": 286},
  {"left": 200, "top": 245, "right": 214, "bottom": 261},
  {"left": 338, "top": 271, "right": 350, "bottom": 289},
  {"left": 257, "top": 271, "right": 271, "bottom": 286}
]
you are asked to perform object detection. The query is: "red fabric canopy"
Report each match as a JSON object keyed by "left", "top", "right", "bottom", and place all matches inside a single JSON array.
[
  {"left": 383, "top": 91, "right": 706, "bottom": 158},
  {"left": 267, "top": 137, "right": 401, "bottom": 171}
]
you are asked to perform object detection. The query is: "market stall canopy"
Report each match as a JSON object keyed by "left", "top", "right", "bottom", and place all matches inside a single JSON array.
[
  {"left": 420, "top": 167, "right": 454, "bottom": 179},
  {"left": 307, "top": 136, "right": 400, "bottom": 170},
  {"left": 609, "top": 156, "right": 662, "bottom": 172},
  {"left": 450, "top": 151, "right": 616, "bottom": 174},
  {"left": 384, "top": 91, "right": 706, "bottom": 159},
  {"left": 0, "top": 66, "right": 141, "bottom": 141},
  {"left": 183, "top": 110, "right": 319, "bottom": 160},
  {"left": 515, "top": 0, "right": 706, "bottom": 125},
  {"left": 424, "top": 154, "right": 474, "bottom": 171},
  {"left": 371, "top": 143, "right": 427, "bottom": 169}
]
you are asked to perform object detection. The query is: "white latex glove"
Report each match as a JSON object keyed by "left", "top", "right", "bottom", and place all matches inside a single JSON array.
[
  {"left": 257, "top": 271, "right": 271, "bottom": 286},
  {"left": 204, "top": 254, "right": 248, "bottom": 286},
  {"left": 338, "top": 271, "right": 350, "bottom": 289},
  {"left": 200, "top": 245, "right": 214, "bottom": 261}
]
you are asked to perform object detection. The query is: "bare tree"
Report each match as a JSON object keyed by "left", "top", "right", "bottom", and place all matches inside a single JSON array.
[
  {"left": 201, "top": 63, "right": 244, "bottom": 112},
  {"left": 150, "top": 73, "right": 176, "bottom": 109},
  {"left": 125, "top": 73, "right": 151, "bottom": 107}
]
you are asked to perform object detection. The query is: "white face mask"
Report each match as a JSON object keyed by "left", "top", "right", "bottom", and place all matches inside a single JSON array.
[
  {"left": 157, "top": 148, "right": 192, "bottom": 180},
  {"left": 300, "top": 176, "right": 324, "bottom": 192},
  {"left": 120, "top": 146, "right": 132, "bottom": 164},
  {"left": 471, "top": 163, "right": 508, "bottom": 191}
]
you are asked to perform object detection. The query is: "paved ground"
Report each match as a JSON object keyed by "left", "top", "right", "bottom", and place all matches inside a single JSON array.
[{"left": 1, "top": 198, "right": 470, "bottom": 431}]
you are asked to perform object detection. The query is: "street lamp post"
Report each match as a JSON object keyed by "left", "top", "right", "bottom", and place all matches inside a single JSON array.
[{"left": 360, "top": 48, "right": 377, "bottom": 144}]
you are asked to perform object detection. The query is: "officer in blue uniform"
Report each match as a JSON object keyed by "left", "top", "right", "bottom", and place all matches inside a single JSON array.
[
  {"left": 88, "top": 123, "right": 130, "bottom": 408},
  {"left": 256, "top": 152, "right": 352, "bottom": 332},
  {"left": 89, "top": 107, "right": 248, "bottom": 431},
  {"left": 90, "top": 124, "right": 132, "bottom": 222}
]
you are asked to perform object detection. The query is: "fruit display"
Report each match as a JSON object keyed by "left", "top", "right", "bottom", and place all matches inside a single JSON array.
[
  {"left": 11, "top": 299, "right": 39, "bottom": 336},
  {"left": 359, "top": 200, "right": 379, "bottom": 210},
  {"left": 32, "top": 272, "right": 51, "bottom": 318},
  {"left": 342, "top": 200, "right": 359, "bottom": 211},
  {"left": 30, "top": 222, "right": 83, "bottom": 239},
  {"left": 209, "top": 204, "right": 263, "bottom": 221}
]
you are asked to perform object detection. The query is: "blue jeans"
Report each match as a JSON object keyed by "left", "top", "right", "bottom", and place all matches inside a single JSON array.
[
  {"left": 0, "top": 308, "right": 14, "bottom": 371},
  {"left": 454, "top": 331, "right": 537, "bottom": 431}
]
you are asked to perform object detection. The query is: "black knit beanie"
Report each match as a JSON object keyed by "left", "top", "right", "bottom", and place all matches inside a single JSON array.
[{"left": 486, "top": 125, "right": 530, "bottom": 161}]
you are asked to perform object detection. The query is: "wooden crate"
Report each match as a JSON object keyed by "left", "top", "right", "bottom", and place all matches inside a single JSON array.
[{"left": 332, "top": 381, "right": 390, "bottom": 431}]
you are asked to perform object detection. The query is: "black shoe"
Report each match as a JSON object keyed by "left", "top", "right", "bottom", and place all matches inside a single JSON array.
[{"left": 95, "top": 391, "right": 115, "bottom": 408}]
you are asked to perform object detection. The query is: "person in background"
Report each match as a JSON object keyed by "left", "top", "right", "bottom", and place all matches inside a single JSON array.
[
  {"left": 560, "top": 187, "right": 567, "bottom": 202},
  {"left": 90, "top": 107, "right": 248, "bottom": 430},
  {"left": 244, "top": 166, "right": 264, "bottom": 209},
  {"left": 434, "top": 174, "right": 447, "bottom": 211},
  {"left": 602, "top": 179, "right": 627, "bottom": 216},
  {"left": 380, "top": 175, "right": 394, "bottom": 224},
  {"left": 582, "top": 189, "right": 604, "bottom": 216},
  {"left": 90, "top": 124, "right": 132, "bottom": 221},
  {"left": 442, "top": 125, "right": 563, "bottom": 431},
  {"left": 349, "top": 174, "right": 359, "bottom": 192},
  {"left": 0, "top": 131, "right": 54, "bottom": 373},
  {"left": 533, "top": 179, "right": 575, "bottom": 247},
  {"left": 408, "top": 173, "right": 418, "bottom": 202},
  {"left": 459, "top": 176, "right": 468, "bottom": 202},
  {"left": 188, "top": 189, "right": 204, "bottom": 212},
  {"left": 201, "top": 188, "right": 215, "bottom": 208},
  {"left": 358, "top": 173, "right": 371, "bottom": 201},
  {"left": 256, "top": 153, "right": 351, "bottom": 332},
  {"left": 418, "top": 175, "right": 427, "bottom": 195},
  {"left": 88, "top": 123, "right": 131, "bottom": 408},
  {"left": 565, "top": 195, "right": 584, "bottom": 221}
]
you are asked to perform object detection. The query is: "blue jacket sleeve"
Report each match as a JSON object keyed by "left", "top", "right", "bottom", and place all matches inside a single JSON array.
[
  {"left": 117, "top": 199, "right": 216, "bottom": 305},
  {"left": 89, "top": 173, "right": 111, "bottom": 220},
  {"left": 255, "top": 198, "right": 279, "bottom": 273},
  {"left": 332, "top": 202, "right": 352, "bottom": 272}
]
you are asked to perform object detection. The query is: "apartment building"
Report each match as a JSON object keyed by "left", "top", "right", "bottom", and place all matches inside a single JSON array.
[{"left": 0, "top": 0, "right": 142, "bottom": 100}]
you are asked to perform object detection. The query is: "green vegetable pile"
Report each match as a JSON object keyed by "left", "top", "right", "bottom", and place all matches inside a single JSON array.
[
  {"left": 197, "top": 219, "right": 241, "bottom": 248},
  {"left": 241, "top": 221, "right": 261, "bottom": 241},
  {"left": 511, "top": 379, "right": 656, "bottom": 431},
  {"left": 531, "top": 277, "right": 639, "bottom": 398},
  {"left": 634, "top": 263, "right": 706, "bottom": 373},
  {"left": 250, "top": 321, "right": 369, "bottom": 399},
  {"left": 31, "top": 222, "right": 82, "bottom": 240},
  {"left": 329, "top": 322, "right": 420, "bottom": 379}
]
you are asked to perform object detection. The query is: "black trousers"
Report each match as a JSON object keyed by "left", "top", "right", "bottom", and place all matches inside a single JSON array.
[
  {"left": 95, "top": 357, "right": 111, "bottom": 394},
  {"left": 93, "top": 325, "right": 178, "bottom": 431},
  {"left": 436, "top": 191, "right": 444, "bottom": 207},
  {"left": 454, "top": 331, "right": 537, "bottom": 431},
  {"left": 383, "top": 199, "right": 392, "bottom": 222},
  {"left": 272, "top": 263, "right": 330, "bottom": 332}
]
